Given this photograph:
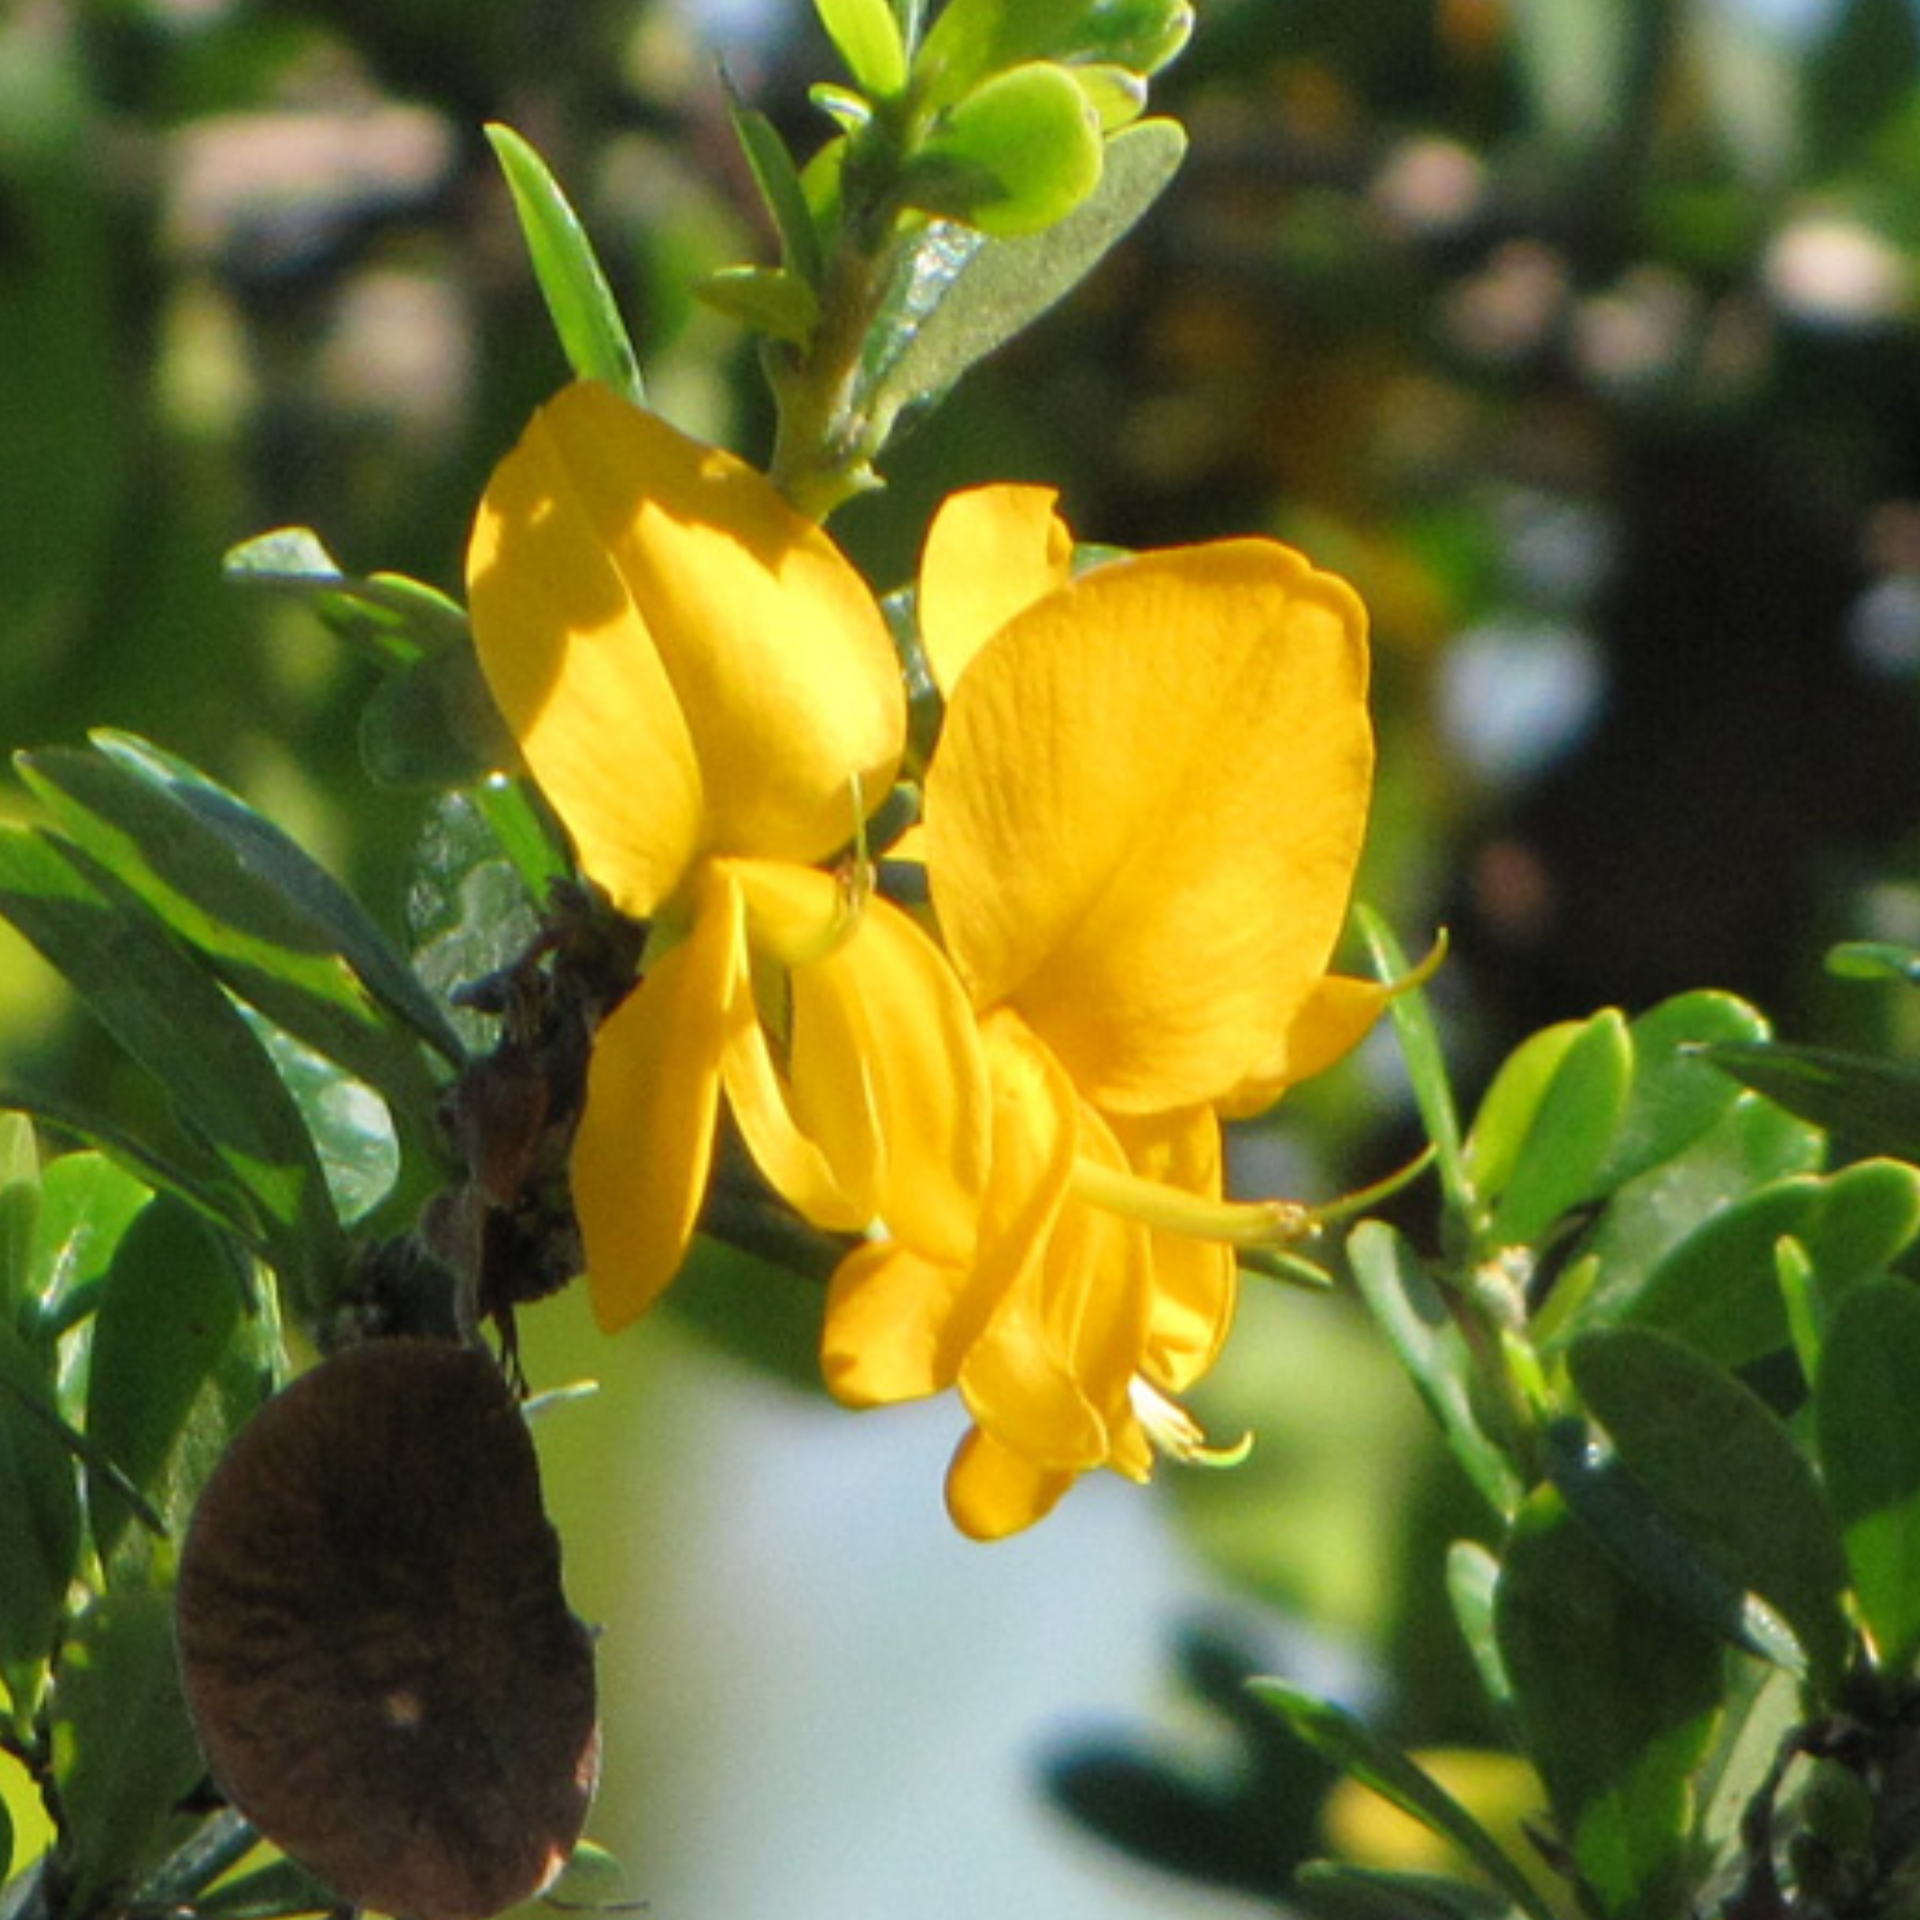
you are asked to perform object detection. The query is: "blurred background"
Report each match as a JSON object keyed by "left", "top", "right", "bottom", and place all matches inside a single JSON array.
[{"left": 6, "top": 0, "right": 1920, "bottom": 1912}]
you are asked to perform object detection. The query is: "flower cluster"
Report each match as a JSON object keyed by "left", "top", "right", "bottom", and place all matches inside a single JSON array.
[{"left": 467, "top": 380, "right": 1382, "bottom": 1537}]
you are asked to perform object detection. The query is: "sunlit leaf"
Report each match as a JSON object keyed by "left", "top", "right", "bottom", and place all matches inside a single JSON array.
[
  {"left": 816, "top": 0, "right": 909, "bottom": 95},
  {"left": 916, "top": 0, "right": 1193, "bottom": 106},
  {"left": 693, "top": 264, "right": 823, "bottom": 346},
  {"left": 1815, "top": 1277, "right": 1920, "bottom": 1673},
  {"left": 484, "top": 123, "right": 645, "bottom": 403},
  {"left": 0, "top": 1113, "right": 38, "bottom": 1326},
  {"left": 727, "top": 101, "right": 827, "bottom": 288}
]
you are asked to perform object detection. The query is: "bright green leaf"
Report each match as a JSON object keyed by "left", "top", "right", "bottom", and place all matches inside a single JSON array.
[
  {"left": 1446, "top": 1540, "right": 1513, "bottom": 1712},
  {"left": 1569, "top": 1328, "right": 1852, "bottom": 1694},
  {"left": 1067, "top": 61, "right": 1149, "bottom": 130},
  {"left": 484, "top": 123, "right": 645, "bottom": 403},
  {"left": 1594, "top": 992, "right": 1769, "bottom": 1191},
  {"left": 816, "top": 0, "right": 909, "bottom": 95},
  {"left": 0, "top": 1113, "right": 38, "bottom": 1325},
  {"left": 1477, "top": 1011, "right": 1631, "bottom": 1248},
  {"left": 902, "top": 62, "right": 1104, "bottom": 237},
  {"left": 916, "top": 0, "right": 1193, "bottom": 106},
  {"left": 21, "top": 1149, "right": 151, "bottom": 1338},
  {"left": 693, "top": 264, "right": 824, "bottom": 346},
  {"left": 1347, "top": 1222, "right": 1523, "bottom": 1518},
  {"left": 1816, "top": 1277, "right": 1920, "bottom": 1672},
  {"left": 1495, "top": 1488, "right": 1725, "bottom": 1920},
  {"left": 728, "top": 101, "right": 827, "bottom": 288}
]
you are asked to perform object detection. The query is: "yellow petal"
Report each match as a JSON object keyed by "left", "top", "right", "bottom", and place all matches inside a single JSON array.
[
  {"left": 917, "top": 484, "right": 1075, "bottom": 693},
  {"left": 1108, "top": 1107, "right": 1238, "bottom": 1391},
  {"left": 570, "top": 869, "right": 742, "bottom": 1329},
  {"left": 925, "top": 539, "right": 1372, "bottom": 1112},
  {"left": 1218, "top": 971, "right": 1390, "bottom": 1118},
  {"left": 945, "top": 1425, "right": 1078, "bottom": 1540},
  {"left": 467, "top": 382, "right": 905, "bottom": 910},
  {"left": 822, "top": 1240, "right": 973, "bottom": 1405}
]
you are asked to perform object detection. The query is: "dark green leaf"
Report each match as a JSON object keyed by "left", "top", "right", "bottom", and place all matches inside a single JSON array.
[
  {"left": 0, "top": 824, "right": 345, "bottom": 1310},
  {"left": 1295, "top": 1862, "right": 1524, "bottom": 1920},
  {"left": 1815, "top": 1277, "right": 1920, "bottom": 1672},
  {"left": 1808, "top": 0, "right": 1920, "bottom": 169},
  {"left": 19, "top": 1148, "right": 150, "bottom": 1336},
  {"left": 85, "top": 1195, "right": 269, "bottom": 1580},
  {"left": 1544, "top": 1419, "right": 1808, "bottom": 1675},
  {"left": 485, "top": 123, "right": 644, "bottom": 403},
  {"left": 1247, "top": 1681, "right": 1554, "bottom": 1920},
  {"left": 90, "top": 733, "right": 466, "bottom": 1065},
  {"left": 1494, "top": 1488, "right": 1725, "bottom": 1920},
  {"left": 0, "top": 1318, "right": 81, "bottom": 1716},
  {"left": 1703, "top": 1040, "right": 1920, "bottom": 1160},
  {"left": 1594, "top": 992, "right": 1769, "bottom": 1192},
  {"left": 1347, "top": 1222, "right": 1522, "bottom": 1518},
  {"left": 186, "top": 1855, "right": 343, "bottom": 1918},
  {"left": 17, "top": 740, "right": 458, "bottom": 1109},
  {"left": 221, "top": 528, "right": 467, "bottom": 668},
  {"left": 1569, "top": 1328, "right": 1852, "bottom": 1694},
  {"left": 1620, "top": 1159, "right": 1920, "bottom": 1365},
  {"left": 48, "top": 1590, "right": 208, "bottom": 1913},
  {"left": 863, "top": 115, "right": 1184, "bottom": 430},
  {"left": 356, "top": 639, "right": 517, "bottom": 794}
]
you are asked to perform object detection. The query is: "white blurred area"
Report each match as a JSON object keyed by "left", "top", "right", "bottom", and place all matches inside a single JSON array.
[{"left": 522, "top": 1287, "right": 1273, "bottom": 1920}]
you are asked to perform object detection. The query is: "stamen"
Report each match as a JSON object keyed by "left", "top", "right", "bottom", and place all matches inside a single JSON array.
[
  {"left": 1069, "top": 1157, "right": 1314, "bottom": 1246},
  {"left": 1129, "top": 1376, "right": 1253, "bottom": 1468}
]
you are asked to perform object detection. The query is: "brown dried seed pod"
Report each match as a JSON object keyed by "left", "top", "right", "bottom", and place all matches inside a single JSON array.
[{"left": 175, "top": 1339, "right": 600, "bottom": 1920}]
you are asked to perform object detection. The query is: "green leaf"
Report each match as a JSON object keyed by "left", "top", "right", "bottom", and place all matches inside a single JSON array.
[
  {"left": 48, "top": 1590, "right": 208, "bottom": 1913},
  {"left": 1494, "top": 1488, "right": 1726, "bottom": 1920},
  {"left": 221, "top": 528, "right": 467, "bottom": 669},
  {"left": 1570, "top": 1091, "right": 1825, "bottom": 1347},
  {"left": 1446, "top": 1540, "right": 1513, "bottom": 1712},
  {"left": 85, "top": 1195, "right": 270, "bottom": 1580},
  {"left": 1827, "top": 939, "right": 1920, "bottom": 986},
  {"left": 0, "top": 1317, "right": 81, "bottom": 1717},
  {"left": 0, "top": 824, "right": 345, "bottom": 1309},
  {"left": 92, "top": 734, "right": 465, "bottom": 1064},
  {"left": 186, "top": 1854, "right": 343, "bottom": 1918},
  {"left": 816, "top": 0, "right": 909, "bottom": 94},
  {"left": 21, "top": 1148, "right": 151, "bottom": 1336},
  {"left": 862, "top": 114, "right": 1184, "bottom": 428},
  {"left": 356, "top": 637, "right": 517, "bottom": 793},
  {"left": 484, "top": 123, "right": 645, "bottom": 404},
  {"left": 1595, "top": 992, "right": 1769, "bottom": 1192},
  {"left": 1471, "top": 1011, "right": 1631, "bottom": 1248},
  {"left": 1569, "top": 1328, "right": 1852, "bottom": 1694},
  {"left": 1815, "top": 1277, "right": 1920, "bottom": 1672},
  {"left": 693, "top": 264, "right": 823, "bottom": 346},
  {"left": 1347, "top": 1222, "right": 1523, "bottom": 1518},
  {"left": 0, "top": 1112, "right": 38, "bottom": 1325},
  {"left": 1354, "top": 906, "right": 1469, "bottom": 1224},
  {"left": 902, "top": 61, "right": 1104, "bottom": 237},
  {"left": 1247, "top": 1681, "right": 1555, "bottom": 1920},
  {"left": 17, "top": 738, "right": 460, "bottom": 1101},
  {"left": 1295, "top": 1862, "right": 1525, "bottom": 1920},
  {"left": 1702, "top": 1040, "right": 1920, "bottom": 1160},
  {"left": 1619, "top": 1159, "right": 1920, "bottom": 1365},
  {"left": 727, "top": 102, "right": 827, "bottom": 288},
  {"left": 916, "top": 0, "right": 1193, "bottom": 105}
]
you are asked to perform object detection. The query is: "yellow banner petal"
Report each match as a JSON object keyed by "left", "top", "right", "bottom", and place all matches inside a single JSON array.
[
  {"left": 926, "top": 538, "right": 1373, "bottom": 1113},
  {"left": 469, "top": 382, "right": 906, "bottom": 896},
  {"left": 569, "top": 872, "right": 743, "bottom": 1329},
  {"left": 916, "top": 484, "right": 1074, "bottom": 694}
]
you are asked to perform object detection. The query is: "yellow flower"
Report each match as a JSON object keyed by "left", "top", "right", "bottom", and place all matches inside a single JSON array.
[
  {"left": 467, "top": 381, "right": 988, "bottom": 1329},
  {"left": 824, "top": 487, "right": 1385, "bottom": 1537}
]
